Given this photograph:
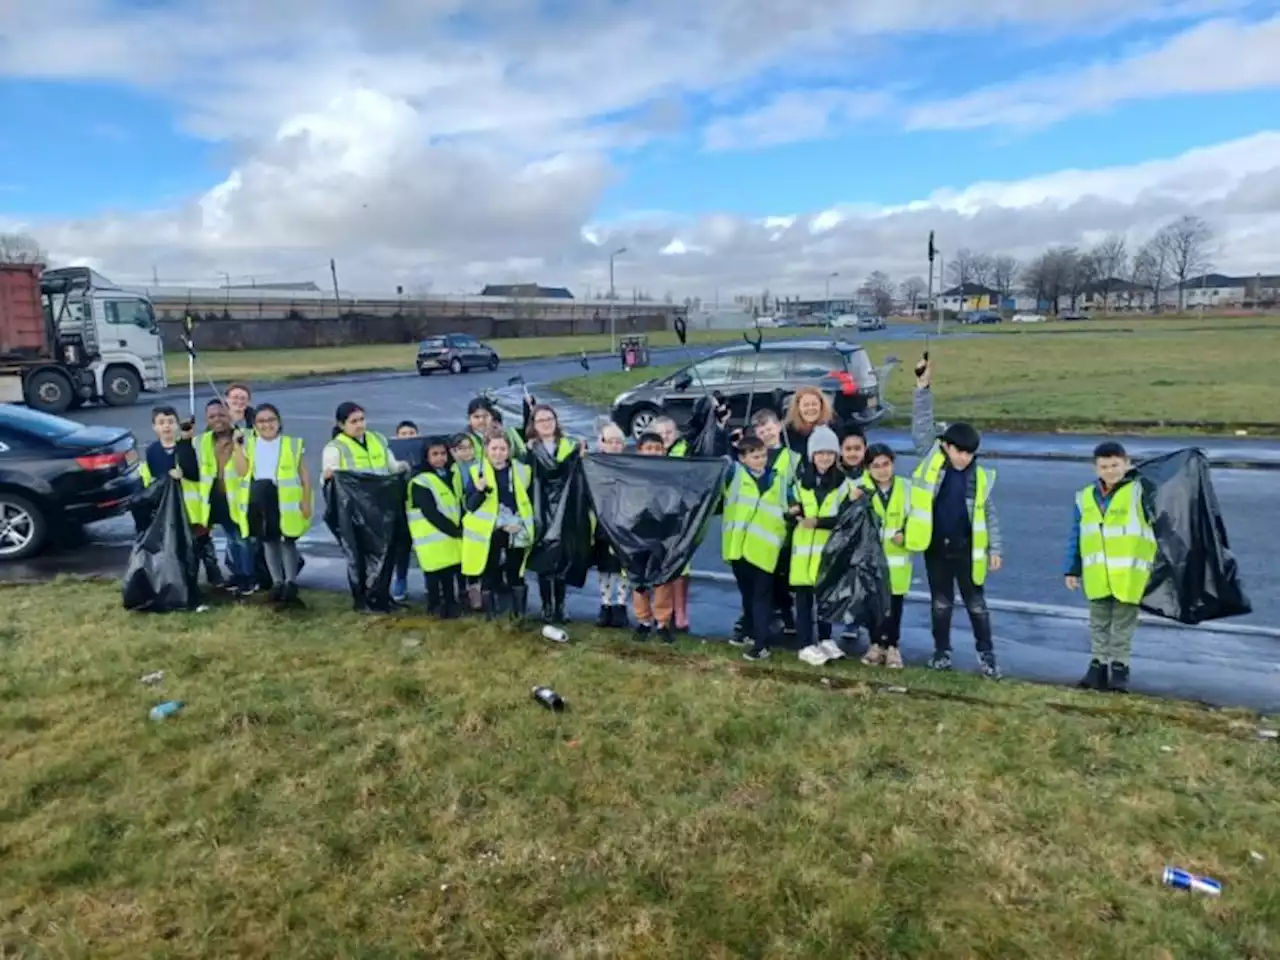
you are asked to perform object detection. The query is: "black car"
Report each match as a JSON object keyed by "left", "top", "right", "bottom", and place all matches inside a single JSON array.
[
  {"left": 416, "top": 333, "right": 500, "bottom": 375},
  {"left": 0, "top": 405, "right": 142, "bottom": 560},
  {"left": 610, "top": 338, "right": 893, "bottom": 438}
]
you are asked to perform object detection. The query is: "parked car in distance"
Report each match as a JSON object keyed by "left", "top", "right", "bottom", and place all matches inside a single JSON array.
[
  {"left": 1011, "top": 312, "right": 1047, "bottom": 323},
  {"left": 0, "top": 405, "right": 142, "bottom": 559},
  {"left": 856, "top": 314, "right": 886, "bottom": 331},
  {"left": 416, "top": 333, "right": 500, "bottom": 375},
  {"left": 961, "top": 310, "right": 1002, "bottom": 325},
  {"left": 610, "top": 338, "right": 892, "bottom": 438},
  {"left": 1060, "top": 310, "right": 1088, "bottom": 321},
  {"left": 829, "top": 314, "right": 860, "bottom": 328}
]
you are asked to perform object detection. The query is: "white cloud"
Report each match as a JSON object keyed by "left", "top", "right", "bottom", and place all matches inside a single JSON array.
[
  {"left": 3, "top": 0, "right": 1278, "bottom": 298},
  {"left": 905, "top": 15, "right": 1280, "bottom": 130}
]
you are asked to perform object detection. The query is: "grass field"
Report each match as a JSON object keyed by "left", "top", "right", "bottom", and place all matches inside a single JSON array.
[
  {"left": 168, "top": 327, "right": 823, "bottom": 384},
  {"left": 2, "top": 580, "right": 1277, "bottom": 957},
  {"left": 552, "top": 317, "right": 1280, "bottom": 434}
]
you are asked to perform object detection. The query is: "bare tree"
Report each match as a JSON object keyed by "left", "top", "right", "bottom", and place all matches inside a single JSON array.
[
  {"left": 1133, "top": 236, "right": 1172, "bottom": 311},
  {"left": 991, "top": 255, "right": 1019, "bottom": 302},
  {"left": 1021, "top": 247, "right": 1079, "bottom": 313},
  {"left": 968, "top": 253, "right": 995, "bottom": 288},
  {"left": 945, "top": 247, "right": 978, "bottom": 289},
  {"left": 1157, "top": 215, "right": 1213, "bottom": 311},
  {"left": 1070, "top": 249, "right": 1098, "bottom": 310},
  {"left": 0, "top": 232, "right": 46, "bottom": 264},
  {"left": 1088, "top": 234, "right": 1127, "bottom": 311},
  {"left": 864, "top": 271, "right": 895, "bottom": 317},
  {"left": 898, "top": 275, "right": 927, "bottom": 313}
]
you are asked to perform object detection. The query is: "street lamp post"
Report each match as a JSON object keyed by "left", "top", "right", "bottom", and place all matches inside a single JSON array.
[
  {"left": 609, "top": 246, "right": 627, "bottom": 354},
  {"left": 824, "top": 271, "right": 838, "bottom": 332}
]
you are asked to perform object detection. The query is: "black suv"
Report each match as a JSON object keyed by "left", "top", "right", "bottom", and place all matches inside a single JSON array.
[
  {"left": 416, "top": 334, "right": 500, "bottom": 375},
  {"left": 610, "top": 338, "right": 893, "bottom": 438}
]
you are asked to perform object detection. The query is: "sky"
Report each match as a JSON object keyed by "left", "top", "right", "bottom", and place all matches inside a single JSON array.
[{"left": 1, "top": 0, "right": 1279, "bottom": 299}]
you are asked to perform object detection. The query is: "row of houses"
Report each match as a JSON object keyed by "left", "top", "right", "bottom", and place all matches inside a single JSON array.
[{"left": 935, "top": 273, "right": 1280, "bottom": 314}]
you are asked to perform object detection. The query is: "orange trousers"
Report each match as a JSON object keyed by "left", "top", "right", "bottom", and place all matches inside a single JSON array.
[{"left": 633, "top": 582, "right": 675, "bottom": 627}]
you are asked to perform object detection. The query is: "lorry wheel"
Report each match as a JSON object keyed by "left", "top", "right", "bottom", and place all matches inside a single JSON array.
[
  {"left": 23, "top": 370, "right": 73, "bottom": 414},
  {"left": 102, "top": 366, "right": 142, "bottom": 406}
]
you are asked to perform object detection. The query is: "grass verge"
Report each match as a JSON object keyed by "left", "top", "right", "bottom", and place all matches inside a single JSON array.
[
  {"left": 551, "top": 322, "right": 1280, "bottom": 435},
  {"left": 167, "top": 328, "right": 824, "bottom": 384},
  {"left": 2, "top": 580, "right": 1277, "bottom": 957}
]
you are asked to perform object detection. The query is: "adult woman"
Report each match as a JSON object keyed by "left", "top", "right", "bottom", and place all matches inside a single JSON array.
[
  {"left": 461, "top": 430, "right": 535, "bottom": 619},
  {"left": 524, "top": 403, "right": 582, "bottom": 623},
  {"left": 322, "top": 402, "right": 410, "bottom": 612},
  {"left": 229, "top": 403, "right": 311, "bottom": 605},
  {"left": 783, "top": 386, "right": 836, "bottom": 454}
]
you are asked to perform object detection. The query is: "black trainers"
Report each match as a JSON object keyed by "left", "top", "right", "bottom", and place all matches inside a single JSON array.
[
  {"left": 1109, "top": 661, "right": 1130, "bottom": 693},
  {"left": 596, "top": 605, "right": 612, "bottom": 628},
  {"left": 978, "top": 651, "right": 1002, "bottom": 680},
  {"left": 609, "top": 604, "right": 629, "bottom": 629},
  {"left": 658, "top": 625, "right": 676, "bottom": 645},
  {"left": 927, "top": 650, "right": 953, "bottom": 671},
  {"left": 632, "top": 623, "right": 652, "bottom": 643},
  {"left": 743, "top": 645, "right": 771, "bottom": 662},
  {"left": 1078, "top": 659, "right": 1109, "bottom": 691}
]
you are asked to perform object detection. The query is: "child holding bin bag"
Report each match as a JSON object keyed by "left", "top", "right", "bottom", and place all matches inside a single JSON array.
[
  {"left": 461, "top": 430, "right": 536, "bottom": 620},
  {"left": 406, "top": 436, "right": 464, "bottom": 618},
  {"left": 228, "top": 403, "right": 312, "bottom": 606},
  {"left": 788, "top": 425, "right": 858, "bottom": 667}
]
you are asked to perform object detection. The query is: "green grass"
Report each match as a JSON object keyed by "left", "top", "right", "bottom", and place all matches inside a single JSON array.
[
  {"left": 169, "top": 327, "right": 824, "bottom": 384},
  {"left": 552, "top": 320, "right": 1280, "bottom": 434},
  {"left": 2, "top": 580, "right": 1278, "bottom": 957}
]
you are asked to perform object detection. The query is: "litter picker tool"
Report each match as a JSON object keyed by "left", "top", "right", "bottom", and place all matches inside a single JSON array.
[
  {"left": 741, "top": 326, "right": 765, "bottom": 426},
  {"left": 671, "top": 316, "right": 715, "bottom": 403},
  {"left": 182, "top": 312, "right": 197, "bottom": 420}
]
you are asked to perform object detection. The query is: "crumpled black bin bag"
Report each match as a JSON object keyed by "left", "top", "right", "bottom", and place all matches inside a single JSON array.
[
  {"left": 324, "top": 471, "right": 404, "bottom": 608},
  {"left": 684, "top": 394, "right": 732, "bottom": 457},
  {"left": 527, "top": 449, "right": 594, "bottom": 588},
  {"left": 582, "top": 453, "right": 731, "bottom": 589},
  {"left": 122, "top": 477, "right": 200, "bottom": 612},
  {"left": 815, "top": 497, "right": 892, "bottom": 627},
  {"left": 1136, "top": 448, "right": 1252, "bottom": 624}
]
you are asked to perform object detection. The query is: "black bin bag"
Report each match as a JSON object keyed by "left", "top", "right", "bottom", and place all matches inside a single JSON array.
[
  {"left": 527, "top": 452, "right": 594, "bottom": 588},
  {"left": 1136, "top": 448, "right": 1252, "bottom": 624},
  {"left": 122, "top": 477, "right": 200, "bottom": 612},
  {"left": 582, "top": 453, "right": 731, "bottom": 590},
  {"left": 815, "top": 497, "right": 892, "bottom": 626},
  {"left": 324, "top": 472, "right": 404, "bottom": 608},
  {"left": 683, "top": 395, "right": 731, "bottom": 457}
]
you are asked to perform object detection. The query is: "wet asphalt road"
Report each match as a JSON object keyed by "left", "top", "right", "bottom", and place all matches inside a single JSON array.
[{"left": 53, "top": 329, "right": 1280, "bottom": 628}]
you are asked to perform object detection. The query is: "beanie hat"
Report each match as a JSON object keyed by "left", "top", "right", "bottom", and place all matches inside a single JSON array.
[{"left": 807, "top": 425, "right": 840, "bottom": 460}]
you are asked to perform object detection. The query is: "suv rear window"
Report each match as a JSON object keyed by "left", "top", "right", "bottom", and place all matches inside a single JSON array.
[
  {"left": 842, "top": 348, "right": 874, "bottom": 379},
  {"left": 419, "top": 337, "right": 446, "bottom": 349},
  {"left": 786, "top": 349, "right": 845, "bottom": 379}
]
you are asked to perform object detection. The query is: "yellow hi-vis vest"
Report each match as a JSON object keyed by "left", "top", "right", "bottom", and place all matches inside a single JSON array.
[
  {"left": 904, "top": 443, "right": 994, "bottom": 586},
  {"left": 788, "top": 479, "right": 851, "bottom": 587},
  {"left": 138, "top": 447, "right": 206, "bottom": 527},
  {"left": 1077, "top": 481, "right": 1156, "bottom": 605},
  {"left": 862, "top": 474, "right": 913, "bottom": 595},
  {"left": 230, "top": 435, "right": 310, "bottom": 539},
  {"left": 407, "top": 472, "right": 463, "bottom": 573},
  {"left": 460, "top": 459, "right": 535, "bottom": 577},
  {"left": 668, "top": 439, "right": 688, "bottom": 458},
  {"left": 722, "top": 463, "right": 788, "bottom": 573},
  {"left": 327, "top": 432, "right": 391, "bottom": 473}
]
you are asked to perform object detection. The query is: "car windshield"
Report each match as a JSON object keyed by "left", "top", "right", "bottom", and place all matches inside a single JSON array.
[{"left": 0, "top": 406, "right": 79, "bottom": 440}]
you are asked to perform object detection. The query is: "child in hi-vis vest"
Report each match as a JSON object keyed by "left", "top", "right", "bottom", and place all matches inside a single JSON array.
[
  {"left": 859, "top": 443, "right": 912, "bottom": 669},
  {"left": 407, "top": 436, "right": 464, "bottom": 618}
]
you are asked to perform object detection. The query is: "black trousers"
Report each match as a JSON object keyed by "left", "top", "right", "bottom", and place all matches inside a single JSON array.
[
  {"left": 924, "top": 540, "right": 993, "bottom": 653},
  {"left": 793, "top": 586, "right": 834, "bottom": 649},
  {"left": 875, "top": 594, "right": 906, "bottom": 648},
  {"left": 425, "top": 564, "right": 460, "bottom": 611},
  {"left": 483, "top": 531, "right": 526, "bottom": 591},
  {"left": 732, "top": 560, "right": 776, "bottom": 648}
]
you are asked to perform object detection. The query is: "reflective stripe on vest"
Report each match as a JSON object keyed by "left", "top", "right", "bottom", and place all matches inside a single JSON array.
[
  {"left": 788, "top": 479, "right": 850, "bottom": 587},
  {"left": 329, "top": 432, "right": 391, "bottom": 473},
  {"left": 139, "top": 457, "right": 206, "bottom": 526},
  {"left": 862, "top": 474, "right": 913, "bottom": 595},
  {"left": 460, "top": 460, "right": 534, "bottom": 577},
  {"left": 231, "top": 436, "right": 310, "bottom": 539},
  {"left": 1077, "top": 482, "right": 1156, "bottom": 604},
  {"left": 407, "top": 472, "right": 462, "bottom": 573},
  {"left": 903, "top": 443, "right": 994, "bottom": 586},
  {"left": 721, "top": 464, "right": 788, "bottom": 572}
]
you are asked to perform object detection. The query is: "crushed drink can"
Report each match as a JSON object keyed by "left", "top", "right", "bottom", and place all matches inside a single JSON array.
[
  {"left": 532, "top": 686, "right": 565, "bottom": 711},
  {"left": 1162, "top": 867, "right": 1221, "bottom": 896}
]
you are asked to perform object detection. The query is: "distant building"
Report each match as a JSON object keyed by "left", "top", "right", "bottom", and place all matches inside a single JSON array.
[
  {"left": 481, "top": 283, "right": 574, "bottom": 299},
  {"left": 223, "top": 281, "right": 322, "bottom": 292},
  {"left": 1179, "top": 273, "right": 1280, "bottom": 308},
  {"left": 939, "top": 283, "right": 999, "bottom": 312}
]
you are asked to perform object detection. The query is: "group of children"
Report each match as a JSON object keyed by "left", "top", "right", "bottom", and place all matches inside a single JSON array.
[{"left": 134, "top": 358, "right": 1157, "bottom": 693}]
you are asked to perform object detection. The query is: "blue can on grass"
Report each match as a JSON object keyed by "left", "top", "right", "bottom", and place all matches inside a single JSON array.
[
  {"left": 149, "top": 700, "right": 185, "bottom": 722},
  {"left": 1162, "top": 866, "right": 1222, "bottom": 896}
]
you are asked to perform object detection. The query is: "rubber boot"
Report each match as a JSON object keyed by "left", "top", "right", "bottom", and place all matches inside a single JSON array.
[
  {"left": 511, "top": 585, "right": 529, "bottom": 621},
  {"left": 553, "top": 580, "right": 567, "bottom": 624}
]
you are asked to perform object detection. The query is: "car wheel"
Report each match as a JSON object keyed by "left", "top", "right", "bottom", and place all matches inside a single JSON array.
[
  {"left": 449, "top": 357, "right": 464, "bottom": 374},
  {"left": 102, "top": 365, "right": 142, "bottom": 406},
  {"left": 488, "top": 355, "right": 499, "bottom": 371},
  {"left": 628, "top": 407, "right": 659, "bottom": 438},
  {"left": 0, "top": 492, "right": 48, "bottom": 561},
  {"left": 23, "top": 369, "right": 74, "bottom": 414}
]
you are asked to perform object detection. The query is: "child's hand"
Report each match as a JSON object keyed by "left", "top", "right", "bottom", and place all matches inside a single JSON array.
[
  {"left": 473, "top": 473, "right": 487, "bottom": 490},
  {"left": 799, "top": 517, "right": 817, "bottom": 529},
  {"left": 788, "top": 504, "right": 801, "bottom": 516},
  {"left": 915, "top": 357, "right": 932, "bottom": 389},
  {"left": 503, "top": 523, "right": 522, "bottom": 535},
  {"left": 1064, "top": 575, "right": 1079, "bottom": 591},
  {"left": 989, "top": 554, "right": 1003, "bottom": 572},
  {"left": 849, "top": 485, "right": 864, "bottom": 499},
  {"left": 168, "top": 467, "right": 183, "bottom": 479},
  {"left": 301, "top": 499, "right": 313, "bottom": 520},
  {"left": 322, "top": 467, "right": 334, "bottom": 481},
  {"left": 892, "top": 532, "right": 904, "bottom": 546}
]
